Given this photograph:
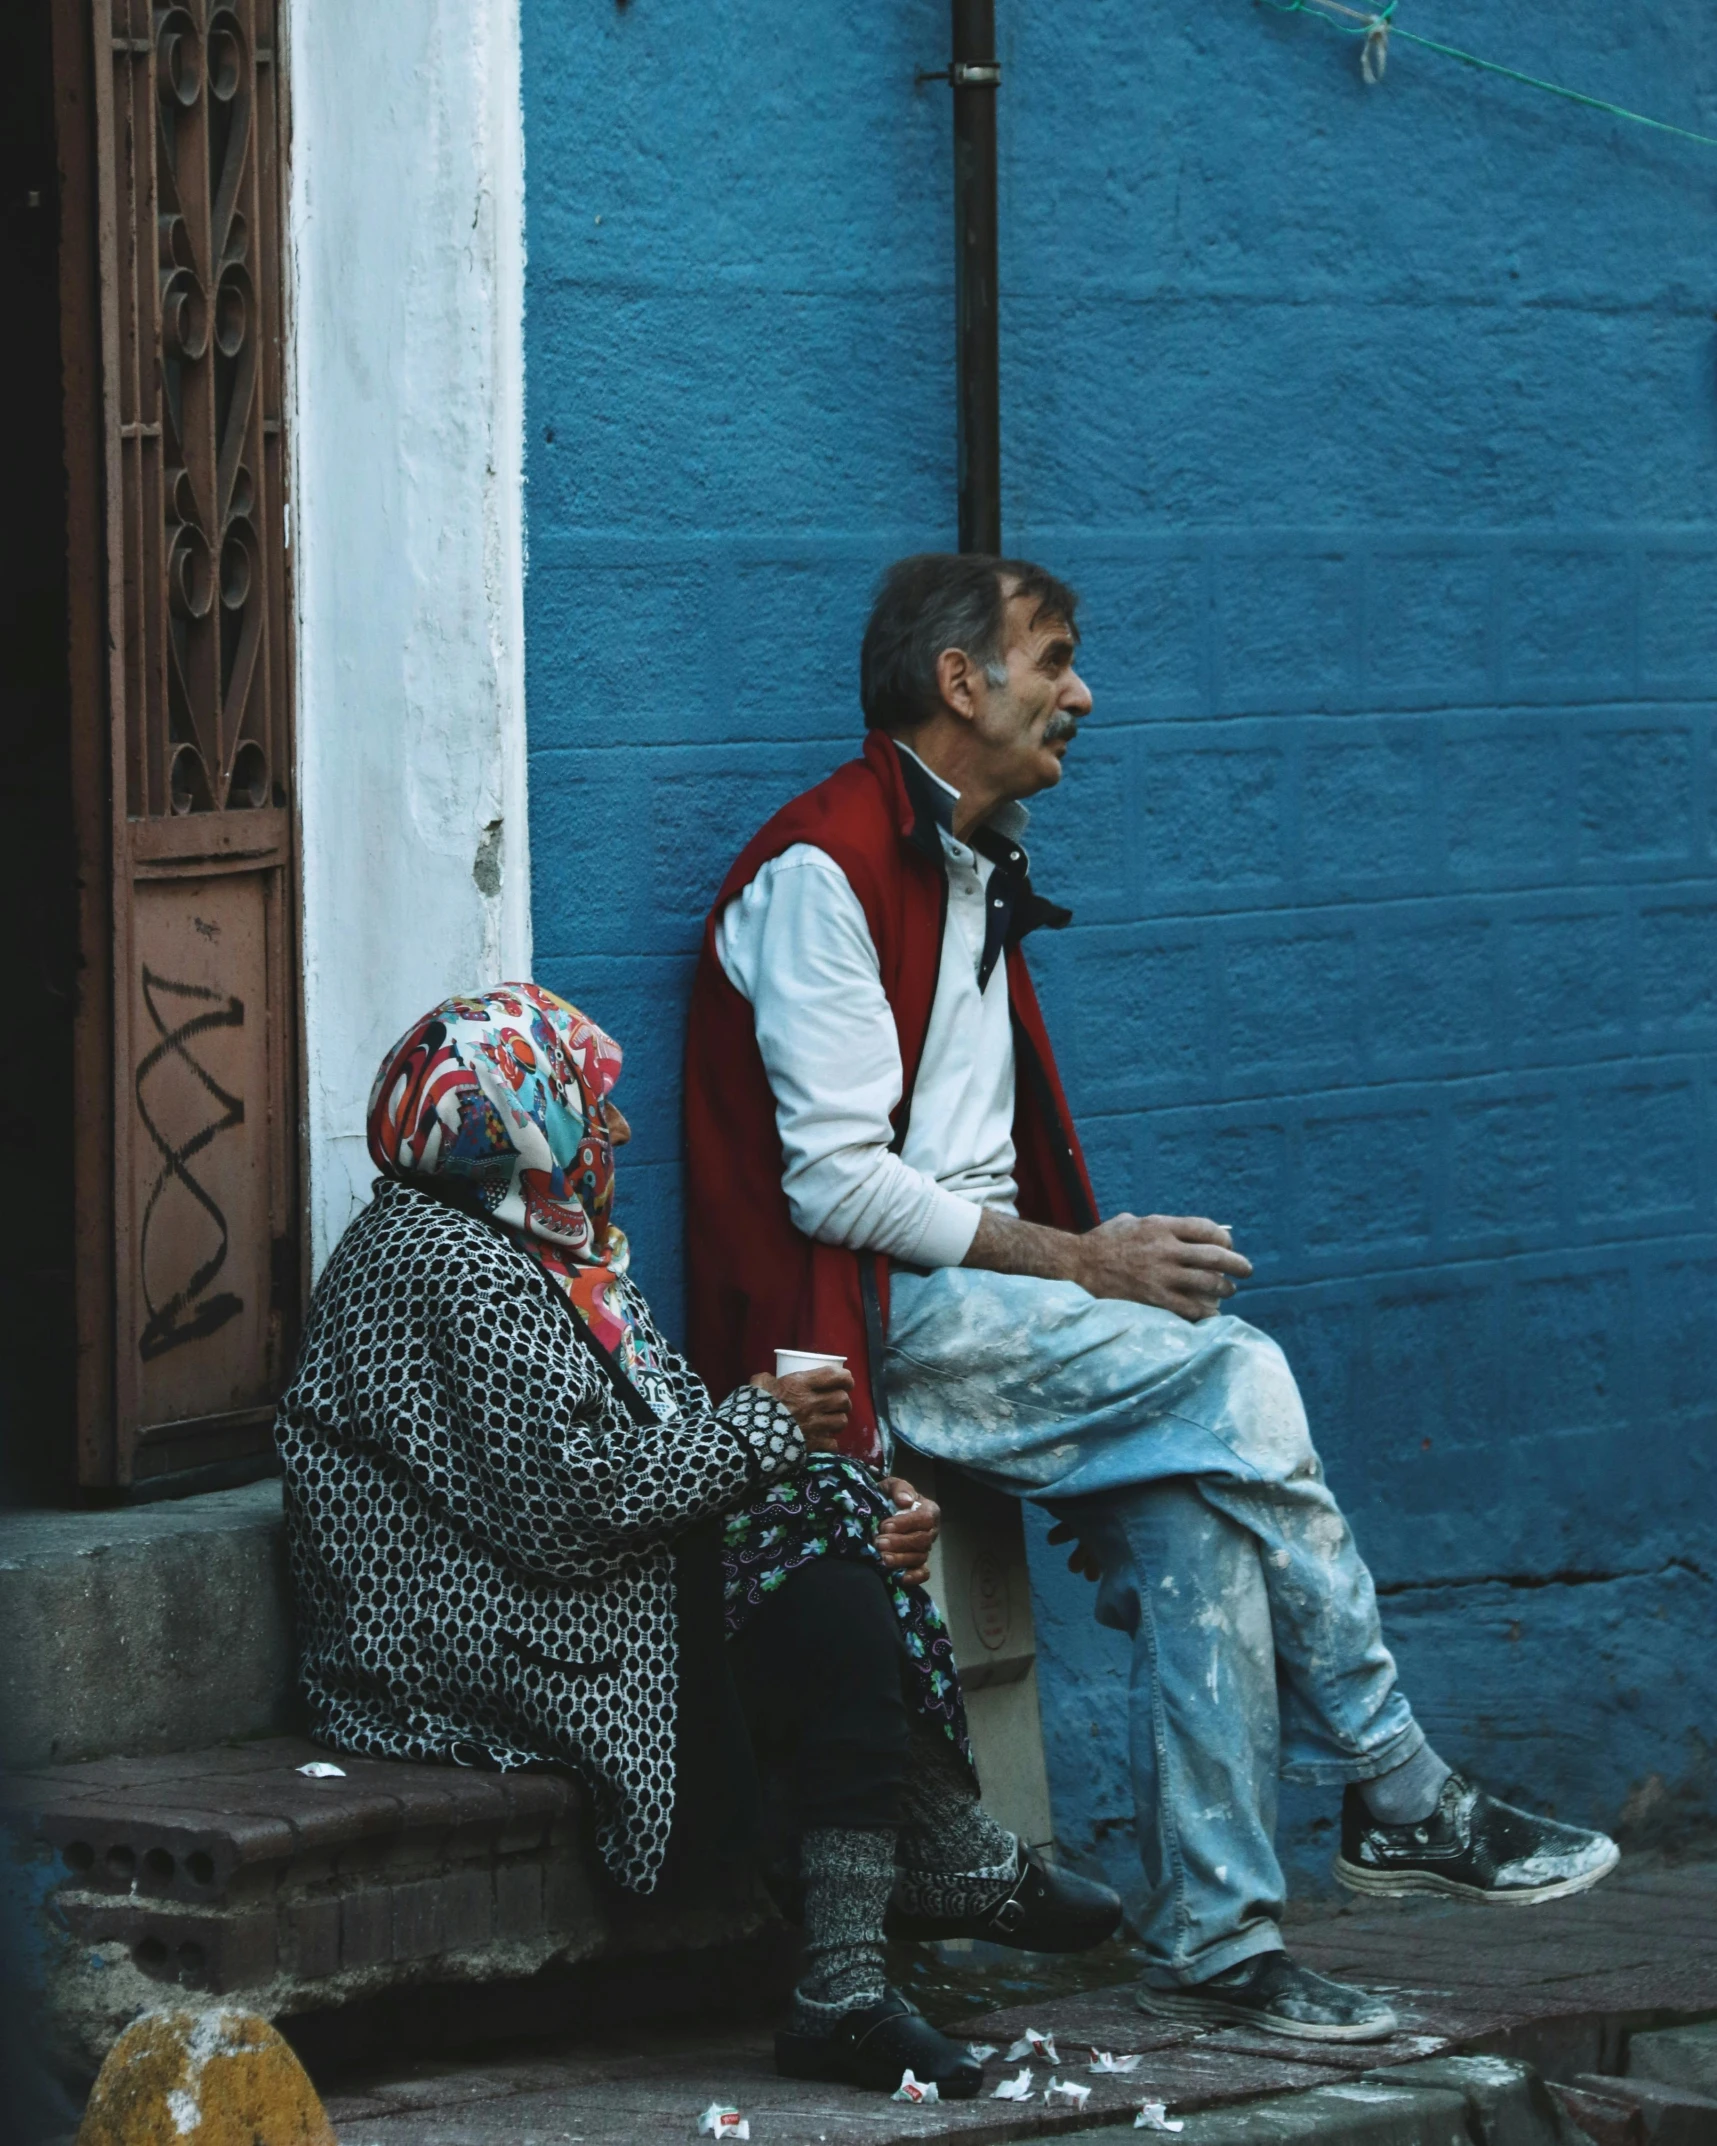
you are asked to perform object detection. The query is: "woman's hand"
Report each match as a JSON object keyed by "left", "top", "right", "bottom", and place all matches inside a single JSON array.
[
  {"left": 877, "top": 1476, "right": 940, "bottom": 1587},
  {"left": 749, "top": 1365, "right": 853, "bottom": 1452}
]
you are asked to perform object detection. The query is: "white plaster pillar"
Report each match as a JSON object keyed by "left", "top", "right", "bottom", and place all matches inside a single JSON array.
[{"left": 285, "top": 0, "right": 531, "bottom": 1268}]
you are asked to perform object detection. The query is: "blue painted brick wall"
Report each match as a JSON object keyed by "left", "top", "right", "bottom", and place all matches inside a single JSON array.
[{"left": 523, "top": 1, "right": 1717, "bottom": 1903}]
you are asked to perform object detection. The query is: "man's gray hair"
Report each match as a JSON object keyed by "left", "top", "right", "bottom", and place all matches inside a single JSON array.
[{"left": 860, "top": 553, "right": 1081, "bottom": 732}]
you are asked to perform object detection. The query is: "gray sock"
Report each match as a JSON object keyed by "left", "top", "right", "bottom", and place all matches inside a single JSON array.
[
  {"left": 892, "top": 1729, "right": 1019, "bottom": 1921},
  {"left": 1360, "top": 1739, "right": 1452, "bottom": 1825},
  {"left": 792, "top": 1825, "right": 895, "bottom": 2032}
]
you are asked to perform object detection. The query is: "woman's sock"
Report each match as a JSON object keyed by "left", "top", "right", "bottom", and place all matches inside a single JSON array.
[
  {"left": 892, "top": 1730, "right": 1019, "bottom": 1921},
  {"left": 792, "top": 1825, "right": 896, "bottom": 2032}
]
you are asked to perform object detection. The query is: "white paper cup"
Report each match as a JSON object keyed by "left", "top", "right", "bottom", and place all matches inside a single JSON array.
[{"left": 774, "top": 1348, "right": 848, "bottom": 1377}]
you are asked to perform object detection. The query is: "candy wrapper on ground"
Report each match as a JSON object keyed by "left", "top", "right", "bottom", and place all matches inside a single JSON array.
[
  {"left": 892, "top": 2070, "right": 939, "bottom": 2104},
  {"left": 992, "top": 2067, "right": 1034, "bottom": 2101},
  {"left": 296, "top": 1761, "right": 346, "bottom": 1778},
  {"left": 1044, "top": 2076, "right": 1092, "bottom": 2109},
  {"left": 1136, "top": 2101, "right": 1185, "bottom": 2133},
  {"left": 697, "top": 2105, "right": 750, "bottom": 2139},
  {"left": 1004, "top": 2029, "right": 1058, "bottom": 2063},
  {"left": 1088, "top": 2049, "right": 1143, "bottom": 2074},
  {"left": 966, "top": 2042, "right": 998, "bottom": 2062}
]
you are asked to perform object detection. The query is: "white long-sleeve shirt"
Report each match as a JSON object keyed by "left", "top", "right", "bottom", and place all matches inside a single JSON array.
[{"left": 714, "top": 752, "right": 1029, "bottom": 1269}]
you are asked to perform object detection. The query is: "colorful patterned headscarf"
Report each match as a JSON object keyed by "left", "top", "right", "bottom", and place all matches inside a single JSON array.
[{"left": 366, "top": 982, "right": 658, "bottom": 1381}]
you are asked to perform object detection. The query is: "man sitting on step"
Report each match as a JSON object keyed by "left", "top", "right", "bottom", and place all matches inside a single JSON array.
[{"left": 684, "top": 550, "right": 1620, "bottom": 2046}]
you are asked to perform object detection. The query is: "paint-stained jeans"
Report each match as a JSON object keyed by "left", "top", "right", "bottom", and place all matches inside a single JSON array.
[{"left": 885, "top": 1266, "right": 1423, "bottom": 1983}]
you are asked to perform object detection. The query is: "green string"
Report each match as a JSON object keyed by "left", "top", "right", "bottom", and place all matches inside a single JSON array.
[{"left": 1259, "top": 0, "right": 1717, "bottom": 152}]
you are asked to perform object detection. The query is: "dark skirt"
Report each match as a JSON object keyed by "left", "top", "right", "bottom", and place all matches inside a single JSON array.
[{"left": 718, "top": 1453, "right": 973, "bottom": 1774}]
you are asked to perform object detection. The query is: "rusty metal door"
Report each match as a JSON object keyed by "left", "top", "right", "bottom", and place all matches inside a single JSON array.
[{"left": 79, "top": 0, "right": 299, "bottom": 1488}]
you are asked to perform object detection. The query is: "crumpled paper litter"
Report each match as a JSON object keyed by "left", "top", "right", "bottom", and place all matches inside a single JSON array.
[
  {"left": 1004, "top": 2029, "right": 1058, "bottom": 2064},
  {"left": 1044, "top": 2076, "right": 1092, "bottom": 2109},
  {"left": 1136, "top": 2101, "right": 1185, "bottom": 2133},
  {"left": 992, "top": 2067, "right": 1034, "bottom": 2100},
  {"left": 696, "top": 2105, "right": 749, "bottom": 2139},
  {"left": 891, "top": 2070, "right": 939, "bottom": 2104}
]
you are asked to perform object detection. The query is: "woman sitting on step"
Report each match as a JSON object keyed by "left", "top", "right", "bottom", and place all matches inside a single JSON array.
[{"left": 276, "top": 983, "right": 1118, "bottom": 2098}]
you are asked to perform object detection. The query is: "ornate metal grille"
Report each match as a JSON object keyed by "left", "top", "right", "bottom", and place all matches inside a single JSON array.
[
  {"left": 85, "top": 0, "right": 299, "bottom": 1487},
  {"left": 108, "top": 0, "right": 288, "bottom": 818}
]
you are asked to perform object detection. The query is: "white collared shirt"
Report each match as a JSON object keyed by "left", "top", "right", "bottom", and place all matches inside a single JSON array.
[{"left": 714, "top": 747, "right": 1024, "bottom": 1268}]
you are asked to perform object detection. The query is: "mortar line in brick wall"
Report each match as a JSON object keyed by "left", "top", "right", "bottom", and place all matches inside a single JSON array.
[
  {"left": 1695, "top": 706, "right": 1716, "bottom": 870},
  {"left": 521, "top": 270, "right": 1717, "bottom": 308},
  {"left": 1425, "top": 718, "right": 1451, "bottom": 895},
  {"left": 1064, "top": 885, "right": 1696, "bottom": 931},
  {"left": 1627, "top": 538, "right": 1646, "bottom": 699},
  {"left": 711, "top": 547, "right": 740, "bottom": 739},
  {"left": 1352, "top": 911, "right": 1377, "bottom": 1086},
  {"left": 525, "top": 531, "right": 952, "bottom": 566},
  {"left": 1373, "top": 1554, "right": 1711, "bottom": 1598},
  {"left": 1426, "top": 1082, "right": 1452, "bottom": 1262},
  {"left": 519, "top": 699, "right": 1717, "bottom": 758},
  {"left": 1194, "top": 539, "right": 1219, "bottom": 721},
  {"left": 1228, "top": 1229, "right": 1717, "bottom": 1295},
  {"left": 1080, "top": 1048, "right": 1713, "bottom": 1113},
  {"left": 1554, "top": 709, "right": 1581, "bottom": 888},
  {"left": 1552, "top": 1067, "right": 1579, "bottom": 1247},
  {"left": 523, "top": 523, "right": 1717, "bottom": 559},
  {"left": 594, "top": 882, "right": 1714, "bottom": 933},
  {"left": 1621, "top": 888, "right": 1647, "bottom": 1055}
]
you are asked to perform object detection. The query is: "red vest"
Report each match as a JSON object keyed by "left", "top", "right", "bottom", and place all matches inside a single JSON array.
[{"left": 683, "top": 732, "right": 1098, "bottom": 1465}]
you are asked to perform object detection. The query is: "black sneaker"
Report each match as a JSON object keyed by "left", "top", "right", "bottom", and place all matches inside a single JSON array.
[
  {"left": 1134, "top": 1951, "right": 1399, "bottom": 2043},
  {"left": 1335, "top": 1773, "right": 1619, "bottom": 1905}
]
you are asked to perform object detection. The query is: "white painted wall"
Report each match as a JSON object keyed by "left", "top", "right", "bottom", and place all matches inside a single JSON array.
[{"left": 286, "top": 0, "right": 531, "bottom": 1267}]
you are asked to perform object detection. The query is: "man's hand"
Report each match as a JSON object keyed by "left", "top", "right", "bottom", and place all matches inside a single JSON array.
[
  {"left": 1045, "top": 1518, "right": 1101, "bottom": 1583},
  {"left": 877, "top": 1476, "right": 939, "bottom": 1587},
  {"left": 749, "top": 1365, "right": 853, "bottom": 1451},
  {"left": 1072, "top": 1214, "right": 1252, "bottom": 1321},
  {"left": 966, "top": 1207, "right": 1252, "bottom": 1323}
]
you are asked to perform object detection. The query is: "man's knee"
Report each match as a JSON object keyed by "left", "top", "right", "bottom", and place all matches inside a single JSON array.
[{"left": 1205, "top": 1319, "right": 1320, "bottom": 1479}]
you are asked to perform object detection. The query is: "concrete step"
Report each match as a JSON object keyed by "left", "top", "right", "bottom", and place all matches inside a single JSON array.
[
  {"left": 1569, "top": 2070, "right": 1717, "bottom": 2143},
  {"left": 0, "top": 1480, "right": 293, "bottom": 1771},
  {"left": 1630, "top": 2023, "right": 1717, "bottom": 2102},
  {"left": 2, "top": 1734, "right": 774, "bottom": 2071}
]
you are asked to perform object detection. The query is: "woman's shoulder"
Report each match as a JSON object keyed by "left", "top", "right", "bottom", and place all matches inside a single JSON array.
[{"left": 318, "top": 1179, "right": 548, "bottom": 1310}]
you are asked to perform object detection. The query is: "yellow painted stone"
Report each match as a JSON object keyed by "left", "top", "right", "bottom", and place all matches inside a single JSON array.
[{"left": 75, "top": 2008, "right": 336, "bottom": 2146}]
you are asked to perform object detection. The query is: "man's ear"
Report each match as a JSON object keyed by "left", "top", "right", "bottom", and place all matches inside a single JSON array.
[{"left": 934, "top": 645, "right": 983, "bottom": 725}]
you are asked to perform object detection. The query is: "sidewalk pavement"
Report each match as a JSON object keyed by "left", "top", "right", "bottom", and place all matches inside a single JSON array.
[{"left": 305, "top": 1855, "right": 1717, "bottom": 2144}]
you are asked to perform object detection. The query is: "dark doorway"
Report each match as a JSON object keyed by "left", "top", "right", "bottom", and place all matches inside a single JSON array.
[{"left": 1, "top": 6, "right": 79, "bottom": 1502}]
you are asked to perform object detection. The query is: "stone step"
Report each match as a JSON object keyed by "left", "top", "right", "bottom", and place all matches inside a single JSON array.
[
  {"left": 1570, "top": 2071, "right": 1717, "bottom": 2144},
  {"left": 0, "top": 1480, "right": 293, "bottom": 1771},
  {"left": 1630, "top": 2023, "right": 1717, "bottom": 2102},
  {"left": 2, "top": 1734, "right": 772, "bottom": 2070}
]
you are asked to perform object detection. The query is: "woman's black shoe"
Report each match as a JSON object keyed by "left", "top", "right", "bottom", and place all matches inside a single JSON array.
[
  {"left": 776, "top": 1988, "right": 984, "bottom": 2096},
  {"left": 884, "top": 1850, "right": 1123, "bottom": 1952}
]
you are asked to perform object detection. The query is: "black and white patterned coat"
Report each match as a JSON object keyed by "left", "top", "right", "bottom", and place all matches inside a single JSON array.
[{"left": 275, "top": 1179, "right": 805, "bottom": 1892}]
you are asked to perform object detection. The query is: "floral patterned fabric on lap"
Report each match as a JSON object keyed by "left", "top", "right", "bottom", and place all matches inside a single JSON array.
[{"left": 722, "top": 1453, "right": 973, "bottom": 1773}]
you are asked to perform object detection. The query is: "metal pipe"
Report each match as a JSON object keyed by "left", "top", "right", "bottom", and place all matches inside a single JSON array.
[{"left": 950, "top": 0, "right": 1001, "bottom": 553}]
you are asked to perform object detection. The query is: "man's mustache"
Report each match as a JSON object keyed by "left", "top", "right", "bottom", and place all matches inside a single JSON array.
[{"left": 1043, "top": 711, "right": 1082, "bottom": 744}]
